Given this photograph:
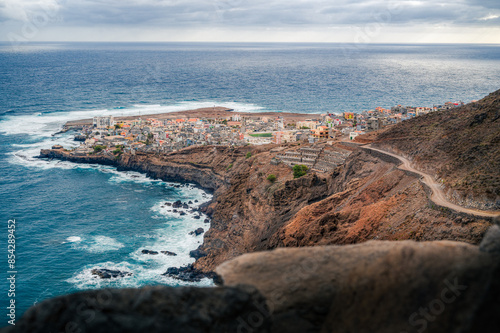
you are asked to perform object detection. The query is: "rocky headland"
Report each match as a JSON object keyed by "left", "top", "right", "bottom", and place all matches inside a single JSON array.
[{"left": 19, "top": 90, "right": 499, "bottom": 332}]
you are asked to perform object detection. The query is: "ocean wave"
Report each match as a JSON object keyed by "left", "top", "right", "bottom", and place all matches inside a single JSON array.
[
  {"left": 67, "top": 259, "right": 214, "bottom": 290},
  {"left": 71, "top": 236, "right": 125, "bottom": 253},
  {"left": 107, "top": 171, "right": 166, "bottom": 185},
  {"left": 63, "top": 236, "right": 82, "bottom": 244},
  {"left": 66, "top": 261, "right": 138, "bottom": 290}
]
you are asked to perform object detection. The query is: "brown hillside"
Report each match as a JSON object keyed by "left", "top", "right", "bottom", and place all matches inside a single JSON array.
[{"left": 373, "top": 89, "right": 500, "bottom": 210}]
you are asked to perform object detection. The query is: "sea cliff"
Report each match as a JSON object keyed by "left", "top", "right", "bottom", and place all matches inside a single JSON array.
[{"left": 40, "top": 142, "right": 493, "bottom": 273}]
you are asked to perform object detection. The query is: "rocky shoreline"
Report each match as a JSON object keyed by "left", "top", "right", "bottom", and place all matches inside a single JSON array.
[{"left": 39, "top": 143, "right": 494, "bottom": 275}]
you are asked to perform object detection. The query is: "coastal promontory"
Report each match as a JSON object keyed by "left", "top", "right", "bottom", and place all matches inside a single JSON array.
[{"left": 24, "top": 89, "right": 500, "bottom": 332}]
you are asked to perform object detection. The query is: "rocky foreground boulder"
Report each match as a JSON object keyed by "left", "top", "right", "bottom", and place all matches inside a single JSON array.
[
  {"left": 217, "top": 238, "right": 500, "bottom": 332},
  {"left": 1, "top": 286, "right": 270, "bottom": 333},
  {"left": 3, "top": 232, "right": 500, "bottom": 333}
]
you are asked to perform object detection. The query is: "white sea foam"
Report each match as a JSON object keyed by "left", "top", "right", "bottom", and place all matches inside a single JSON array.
[
  {"left": 107, "top": 170, "right": 164, "bottom": 185},
  {"left": 71, "top": 236, "right": 125, "bottom": 253},
  {"left": 66, "top": 261, "right": 138, "bottom": 289},
  {"left": 131, "top": 216, "right": 207, "bottom": 267},
  {"left": 67, "top": 260, "right": 214, "bottom": 290},
  {"left": 65, "top": 236, "right": 82, "bottom": 243},
  {"left": 67, "top": 194, "right": 214, "bottom": 290}
]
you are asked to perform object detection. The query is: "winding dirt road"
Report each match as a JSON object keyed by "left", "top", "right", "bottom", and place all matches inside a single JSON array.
[{"left": 362, "top": 145, "right": 500, "bottom": 218}]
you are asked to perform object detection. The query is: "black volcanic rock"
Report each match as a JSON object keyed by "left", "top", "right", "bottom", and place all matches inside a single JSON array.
[
  {"left": 91, "top": 269, "right": 132, "bottom": 279},
  {"left": 163, "top": 264, "right": 214, "bottom": 282},
  {"left": 142, "top": 250, "right": 159, "bottom": 255},
  {"left": 189, "top": 228, "right": 204, "bottom": 236},
  {"left": 161, "top": 251, "right": 177, "bottom": 256},
  {"left": 193, "top": 215, "right": 201, "bottom": 219},
  {"left": 172, "top": 200, "right": 183, "bottom": 208},
  {"left": 1, "top": 285, "right": 270, "bottom": 333},
  {"left": 190, "top": 246, "right": 207, "bottom": 260}
]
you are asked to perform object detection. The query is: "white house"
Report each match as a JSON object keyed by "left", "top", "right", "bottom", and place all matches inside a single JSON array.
[{"left": 93, "top": 116, "right": 115, "bottom": 129}]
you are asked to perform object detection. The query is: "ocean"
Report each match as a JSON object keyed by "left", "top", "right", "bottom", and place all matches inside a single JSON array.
[{"left": 0, "top": 42, "right": 499, "bottom": 317}]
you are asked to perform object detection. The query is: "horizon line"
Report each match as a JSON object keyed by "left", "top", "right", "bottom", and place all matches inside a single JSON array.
[{"left": 1, "top": 40, "right": 500, "bottom": 45}]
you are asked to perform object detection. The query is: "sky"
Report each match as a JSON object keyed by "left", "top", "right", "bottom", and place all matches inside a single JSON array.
[{"left": 0, "top": 0, "right": 499, "bottom": 43}]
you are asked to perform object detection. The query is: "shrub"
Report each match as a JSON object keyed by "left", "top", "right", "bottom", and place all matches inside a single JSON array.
[
  {"left": 112, "top": 148, "right": 122, "bottom": 155},
  {"left": 227, "top": 163, "right": 233, "bottom": 171},
  {"left": 248, "top": 133, "right": 272, "bottom": 138},
  {"left": 246, "top": 152, "right": 252, "bottom": 159},
  {"left": 93, "top": 145, "right": 106, "bottom": 153},
  {"left": 267, "top": 174, "right": 277, "bottom": 183},
  {"left": 293, "top": 164, "right": 308, "bottom": 179}
]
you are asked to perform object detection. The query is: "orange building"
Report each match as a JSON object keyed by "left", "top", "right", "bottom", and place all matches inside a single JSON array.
[
  {"left": 344, "top": 112, "right": 355, "bottom": 120},
  {"left": 313, "top": 126, "right": 329, "bottom": 139}
]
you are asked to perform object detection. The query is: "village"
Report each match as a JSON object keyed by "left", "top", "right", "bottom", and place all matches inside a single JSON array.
[{"left": 62, "top": 100, "right": 466, "bottom": 166}]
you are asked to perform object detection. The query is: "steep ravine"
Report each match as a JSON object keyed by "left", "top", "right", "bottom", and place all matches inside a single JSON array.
[{"left": 40, "top": 144, "right": 493, "bottom": 273}]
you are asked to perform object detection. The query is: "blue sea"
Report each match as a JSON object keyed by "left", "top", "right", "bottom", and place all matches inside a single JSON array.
[{"left": 0, "top": 42, "right": 499, "bottom": 318}]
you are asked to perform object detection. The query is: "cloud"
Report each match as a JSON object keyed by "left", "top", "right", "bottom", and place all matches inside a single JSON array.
[
  {"left": 1, "top": 0, "right": 499, "bottom": 27},
  {"left": 0, "top": 0, "right": 63, "bottom": 22},
  {"left": 0, "top": 0, "right": 499, "bottom": 42}
]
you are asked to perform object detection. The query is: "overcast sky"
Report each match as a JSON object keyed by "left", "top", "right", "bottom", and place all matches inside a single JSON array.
[{"left": 1, "top": 0, "right": 499, "bottom": 43}]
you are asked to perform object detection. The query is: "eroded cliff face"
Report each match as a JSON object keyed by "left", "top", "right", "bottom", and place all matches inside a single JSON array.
[
  {"left": 271, "top": 149, "right": 490, "bottom": 249},
  {"left": 40, "top": 143, "right": 492, "bottom": 273},
  {"left": 41, "top": 145, "right": 236, "bottom": 191}
]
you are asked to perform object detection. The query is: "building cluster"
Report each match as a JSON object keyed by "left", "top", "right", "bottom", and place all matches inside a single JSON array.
[
  {"left": 340, "top": 100, "right": 465, "bottom": 141},
  {"left": 68, "top": 99, "right": 465, "bottom": 156}
]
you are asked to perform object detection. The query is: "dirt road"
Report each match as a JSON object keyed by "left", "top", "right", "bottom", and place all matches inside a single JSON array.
[{"left": 363, "top": 145, "right": 500, "bottom": 218}]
